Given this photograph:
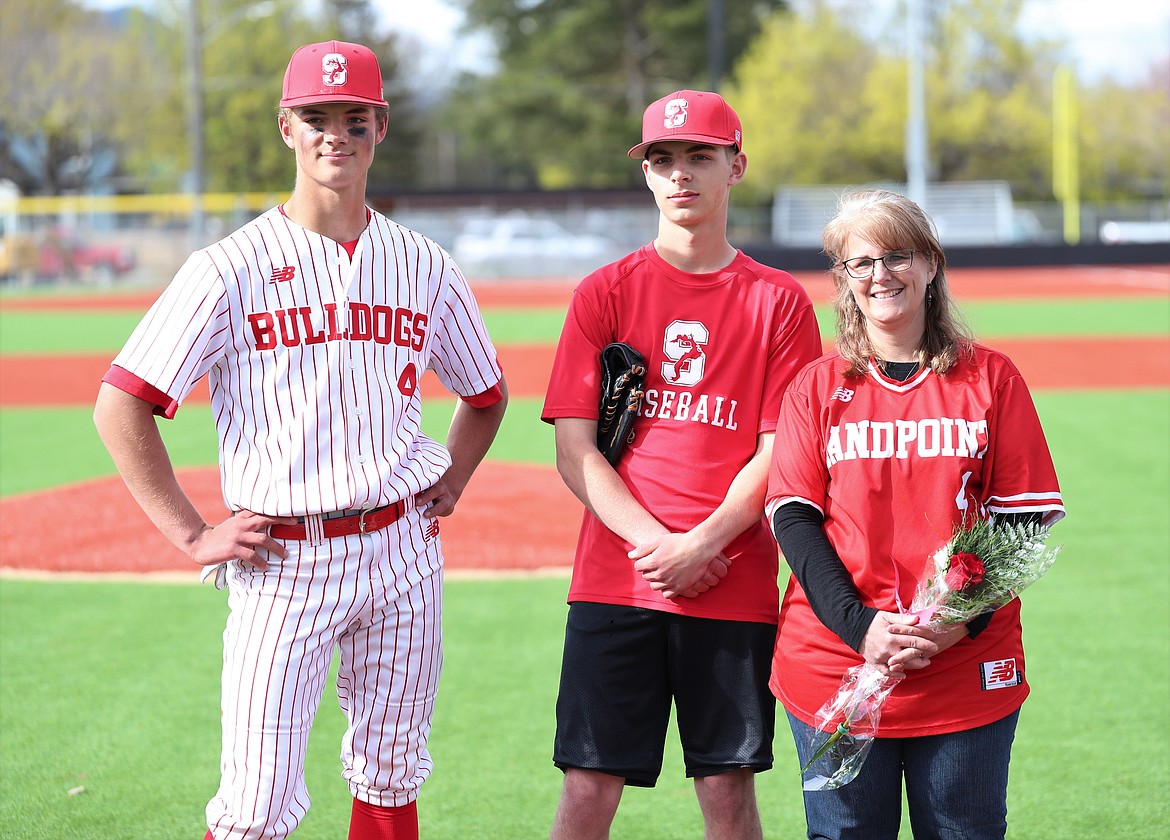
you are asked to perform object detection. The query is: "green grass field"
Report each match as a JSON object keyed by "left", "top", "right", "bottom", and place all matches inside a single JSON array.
[
  {"left": 1, "top": 291, "right": 1168, "bottom": 838},
  {"left": 1, "top": 298, "right": 1169, "bottom": 355}
]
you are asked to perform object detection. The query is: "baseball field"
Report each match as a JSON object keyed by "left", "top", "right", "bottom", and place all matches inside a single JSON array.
[{"left": 1, "top": 263, "right": 1168, "bottom": 838}]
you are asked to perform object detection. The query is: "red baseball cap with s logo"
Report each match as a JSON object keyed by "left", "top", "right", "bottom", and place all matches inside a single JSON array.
[
  {"left": 628, "top": 89, "right": 742, "bottom": 159},
  {"left": 280, "top": 40, "right": 388, "bottom": 109}
]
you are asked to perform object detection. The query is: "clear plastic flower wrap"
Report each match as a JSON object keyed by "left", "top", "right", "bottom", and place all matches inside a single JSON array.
[{"left": 800, "top": 663, "right": 896, "bottom": 791}]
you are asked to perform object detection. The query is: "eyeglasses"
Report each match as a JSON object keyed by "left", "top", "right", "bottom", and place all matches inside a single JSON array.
[{"left": 839, "top": 250, "right": 916, "bottom": 279}]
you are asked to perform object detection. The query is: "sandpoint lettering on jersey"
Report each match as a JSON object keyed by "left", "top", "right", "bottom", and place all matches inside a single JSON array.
[
  {"left": 825, "top": 417, "right": 989, "bottom": 466},
  {"left": 247, "top": 302, "right": 429, "bottom": 350}
]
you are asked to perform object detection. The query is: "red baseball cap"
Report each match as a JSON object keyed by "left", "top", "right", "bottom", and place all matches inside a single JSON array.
[
  {"left": 280, "top": 40, "right": 388, "bottom": 108},
  {"left": 627, "top": 90, "right": 742, "bottom": 159}
]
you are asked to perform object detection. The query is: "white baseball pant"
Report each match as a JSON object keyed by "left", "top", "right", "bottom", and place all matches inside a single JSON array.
[{"left": 204, "top": 507, "right": 443, "bottom": 839}]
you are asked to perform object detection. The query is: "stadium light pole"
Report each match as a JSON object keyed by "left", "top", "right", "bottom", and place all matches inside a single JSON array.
[
  {"left": 904, "top": 0, "right": 928, "bottom": 210},
  {"left": 707, "top": 0, "right": 725, "bottom": 92},
  {"left": 186, "top": 0, "right": 205, "bottom": 252}
]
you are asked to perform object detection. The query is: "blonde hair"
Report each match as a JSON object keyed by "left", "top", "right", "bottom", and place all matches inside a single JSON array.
[{"left": 821, "top": 189, "right": 973, "bottom": 377}]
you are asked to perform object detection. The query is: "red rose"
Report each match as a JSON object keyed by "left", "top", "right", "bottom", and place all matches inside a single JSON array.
[{"left": 945, "top": 552, "right": 985, "bottom": 591}]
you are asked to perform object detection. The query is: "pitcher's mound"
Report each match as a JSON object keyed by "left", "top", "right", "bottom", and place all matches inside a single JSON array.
[{"left": 0, "top": 463, "right": 581, "bottom": 578}]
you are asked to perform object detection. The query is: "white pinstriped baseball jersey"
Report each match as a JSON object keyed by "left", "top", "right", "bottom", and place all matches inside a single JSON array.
[{"left": 106, "top": 206, "right": 502, "bottom": 516}]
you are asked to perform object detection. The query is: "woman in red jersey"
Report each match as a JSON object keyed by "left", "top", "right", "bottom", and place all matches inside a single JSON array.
[{"left": 767, "top": 189, "right": 1065, "bottom": 840}]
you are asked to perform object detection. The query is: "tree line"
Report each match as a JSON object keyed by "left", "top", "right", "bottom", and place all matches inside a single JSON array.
[{"left": 1, "top": 0, "right": 1166, "bottom": 203}]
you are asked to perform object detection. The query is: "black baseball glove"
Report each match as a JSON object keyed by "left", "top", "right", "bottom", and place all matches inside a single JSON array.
[{"left": 596, "top": 342, "right": 647, "bottom": 466}]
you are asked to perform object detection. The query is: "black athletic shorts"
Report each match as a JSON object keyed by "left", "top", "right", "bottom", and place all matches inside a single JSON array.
[{"left": 552, "top": 601, "right": 777, "bottom": 787}]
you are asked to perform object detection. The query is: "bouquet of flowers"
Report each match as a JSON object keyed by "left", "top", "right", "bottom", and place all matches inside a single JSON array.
[{"left": 799, "top": 515, "right": 1061, "bottom": 791}]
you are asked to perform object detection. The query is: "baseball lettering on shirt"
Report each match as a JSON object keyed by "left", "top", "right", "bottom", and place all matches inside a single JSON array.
[
  {"left": 247, "top": 302, "right": 429, "bottom": 351},
  {"left": 825, "top": 417, "right": 988, "bottom": 466},
  {"left": 640, "top": 319, "right": 738, "bottom": 429},
  {"left": 639, "top": 388, "right": 739, "bottom": 430}
]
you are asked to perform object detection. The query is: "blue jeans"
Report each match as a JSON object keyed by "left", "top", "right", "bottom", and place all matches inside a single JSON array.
[{"left": 786, "top": 709, "right": 1020, "bottom": 840}]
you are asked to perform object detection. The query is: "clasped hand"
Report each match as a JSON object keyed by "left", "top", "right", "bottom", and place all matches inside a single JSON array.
[
  {"left": 859, "top": 611, "right": 969, "bottom": 678},
  {"left": 629, "top": 532, "right": 730, "bottom": 599}
]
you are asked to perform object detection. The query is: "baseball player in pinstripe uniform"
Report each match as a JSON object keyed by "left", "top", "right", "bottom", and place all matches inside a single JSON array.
[{"left": 94, "top": 41, "right": 507, "bottom": 840}]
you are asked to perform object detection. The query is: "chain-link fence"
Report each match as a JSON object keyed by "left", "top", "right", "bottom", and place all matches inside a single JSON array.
[{"left": 2, "top": 190, "right": 1166, "bottom": 289}]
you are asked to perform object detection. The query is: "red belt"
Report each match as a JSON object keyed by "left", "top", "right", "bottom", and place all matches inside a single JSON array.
[{"left": 269, "top": 502, "right": 406, "bottom": 540}]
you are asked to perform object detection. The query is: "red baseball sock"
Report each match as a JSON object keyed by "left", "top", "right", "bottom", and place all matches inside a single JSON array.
[{"left": 348, "top": 798, "right": 419, "bottom": 840}]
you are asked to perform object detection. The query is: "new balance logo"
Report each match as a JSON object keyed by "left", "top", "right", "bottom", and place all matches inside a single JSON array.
[
  {"left": 980, "top": 658, "right": 1022, "bottom": 690},
  {"left": 424, "top": 520, "right": 440, "bottom": 541},
  {"left": 831, "top": 387, "right": 855, "bottom": 402},
  {"left": 269, "top": 266, "right": 297, "bottom": 283}
]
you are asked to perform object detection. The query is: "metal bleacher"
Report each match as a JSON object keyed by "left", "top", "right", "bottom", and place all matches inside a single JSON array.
[{"left": 772, "top": 181, "right": 1017, "bottom": 247}]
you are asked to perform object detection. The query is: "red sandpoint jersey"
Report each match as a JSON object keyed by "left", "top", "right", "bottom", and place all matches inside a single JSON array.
[
  {"left": 105, "top": 207, "right": 502, "bottom": 517},
  {"left": 542, "top": 245, "right": 823, "bottom": 623},
  {"left": 765, "top": 347, "right": 1065, "bottom": 736}
]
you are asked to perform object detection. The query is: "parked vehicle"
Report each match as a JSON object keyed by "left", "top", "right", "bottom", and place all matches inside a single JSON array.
[
  {"left": 0, "top": 226, "right": 136, "bottom": 284},
  {"left": 40, "top": 226, "right": 136, "bottom": 279},
  {"left": 452, "top": 214, "right": 623, "bottom": 278},
  {"left": 0, "top": 233, "right": 38, "bottom": 282}
]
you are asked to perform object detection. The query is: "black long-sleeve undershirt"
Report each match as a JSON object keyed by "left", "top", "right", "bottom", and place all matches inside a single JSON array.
[{"left": 771, "top": 503, "right": 1042, "bottom": 651}]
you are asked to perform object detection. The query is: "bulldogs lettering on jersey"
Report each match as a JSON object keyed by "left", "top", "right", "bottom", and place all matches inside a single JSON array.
[{"left": 246, "top": 303, "right": 429, "bottom": 350}]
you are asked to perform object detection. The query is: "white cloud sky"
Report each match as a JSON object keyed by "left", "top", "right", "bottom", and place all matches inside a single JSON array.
[{"left": 1017, "top": 0, "right": 1170, "bottom": 82}]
